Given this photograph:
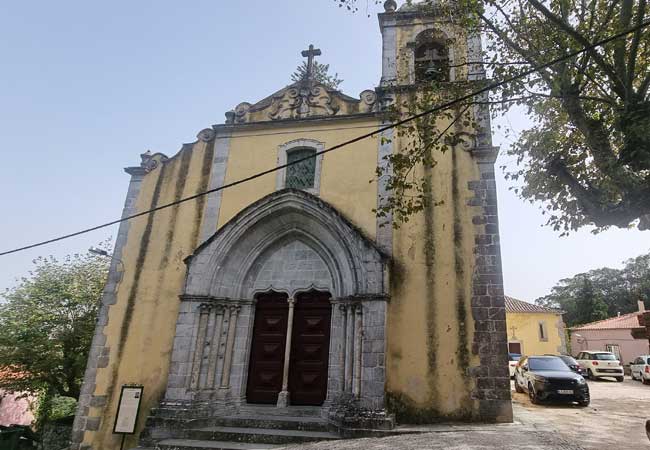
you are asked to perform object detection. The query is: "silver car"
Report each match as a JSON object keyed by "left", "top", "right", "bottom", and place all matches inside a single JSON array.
[{"left": 631, "top": 355, "right": 650, "bottom": 384}]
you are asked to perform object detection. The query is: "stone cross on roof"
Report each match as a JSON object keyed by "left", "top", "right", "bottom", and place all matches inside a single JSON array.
[{"left": 301, "top": 44, "right": 321, "bottom": 80}]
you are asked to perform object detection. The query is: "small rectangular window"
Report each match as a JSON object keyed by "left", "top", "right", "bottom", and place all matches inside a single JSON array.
[
  {"left": 538, "top": 321, "right": 548, "bottom": 342},
  {"left": 286, "top": 148, "right": 316, "bottom": 189}
]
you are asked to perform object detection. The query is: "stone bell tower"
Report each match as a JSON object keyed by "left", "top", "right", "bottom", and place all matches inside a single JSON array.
[
  {"left": 378, "top": 0, "right": 492, "bottom": 146},
  {"left": 376, "top": 0, "right": 512, "bottom": 423}
]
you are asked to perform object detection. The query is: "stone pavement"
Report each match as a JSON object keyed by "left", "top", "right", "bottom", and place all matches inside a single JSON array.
[
  {"left": 280, "top": 415, "right": 584, "bottom": 450},
  {"left": 512, "top": 377, "right": 650, "bottom": 450}
]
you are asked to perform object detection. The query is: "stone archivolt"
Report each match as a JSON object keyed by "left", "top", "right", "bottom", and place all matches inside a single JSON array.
[{"left": 229, "top": 80, "right": 379, "bottom": 124}]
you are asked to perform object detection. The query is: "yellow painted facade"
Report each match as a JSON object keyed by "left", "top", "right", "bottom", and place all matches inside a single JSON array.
[
  {"left": 506, "top": 311, "right": 567, "bottom": 356},
  {"left": 75, "top": 4, "right": 513, "bottom": 449}
]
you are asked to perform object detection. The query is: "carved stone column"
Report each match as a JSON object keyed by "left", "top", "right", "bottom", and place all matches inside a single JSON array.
[
  {"left": 339, "top": 304, "right": 348, "bottom": 391},
  {"left": 190, "top": 303, "right": 212, "bottom": 391},
  {"left": 353, "top": 305, "right": 363, "bottom": 397},
  {"left": 219, "top": 305, "right": 241, "bottom": 391},
  {"left": 345, "top": 303, "right": 355, "bottom": 392},
  {"left": 206, "top": 305, "right": 225, "bottom": 389},
  {"left": 277, "top": 297, "right": 296, "bottom": 407}
]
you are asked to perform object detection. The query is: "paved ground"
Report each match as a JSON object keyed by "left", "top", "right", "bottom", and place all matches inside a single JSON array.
[
  {"left": 282, "top": 426, "right": 583, "bottom": 449},
  {"left": 512, "top": 375, "right": 650, "bottom": 450},
  {"left": 283, "top": 376, "right": 650, "bottom": 449}
]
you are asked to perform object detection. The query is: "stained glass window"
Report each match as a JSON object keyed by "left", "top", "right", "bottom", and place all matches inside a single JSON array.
[{"left": 286, "top": 148, "right": 316, "bottom": 189}]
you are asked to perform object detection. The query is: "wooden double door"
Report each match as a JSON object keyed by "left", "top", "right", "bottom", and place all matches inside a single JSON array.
[{"left": 246, "top": 290, "right": 331, "bottom": 406}]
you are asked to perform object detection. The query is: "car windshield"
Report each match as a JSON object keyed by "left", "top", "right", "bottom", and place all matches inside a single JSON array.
[
  {"left": 592, "top": 353, "right": 617, "bottom": 361},
  {"left": 559, "top": 355, "right": 578, "bottom": 365},
  {"left": 528, "top": 357, "right": 570, "bottom": 371},
  {"left": 509, "top": 353, "right": 521, "bottom": 362}
]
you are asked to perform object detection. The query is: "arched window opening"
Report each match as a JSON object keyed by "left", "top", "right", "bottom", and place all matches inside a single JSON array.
[
  {"left": 415, "top": 40, "right": 449, "bottom": 82},
  {"left": 286, "top": 147, "right": 317, "bottom": 189}
]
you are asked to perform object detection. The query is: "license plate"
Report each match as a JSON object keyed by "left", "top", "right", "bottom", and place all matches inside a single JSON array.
[{"left": 557, "top": 390, "right": 573, "bottom": 395}]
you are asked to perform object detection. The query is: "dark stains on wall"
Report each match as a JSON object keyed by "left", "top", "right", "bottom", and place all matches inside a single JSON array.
[
  {"left": 451, "top": 146, "right": 471, "bottom": 411},
  {"left": 158, "top": 144, "right": 193, "bottom": 270},
  {"left": 100, "top": 162, "right": 168, "bottom": 442},
  {"left": 191, "top": 139, "right": 216, "bottom": 250},
  {"left": 118, "top": 164, "right": 167, "bottom": 359},
  {"left": 422, "top": 144, "right": 439, "bottom": 409},
  {"left": 386, "top": 391, "right": 475, "bottom": 424}
]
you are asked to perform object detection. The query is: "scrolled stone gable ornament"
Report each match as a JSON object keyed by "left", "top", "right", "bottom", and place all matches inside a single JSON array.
[
  {"left": 196, "top": 128, "right": 216, "bottom": 142},
  {"left": 268, "top": 84, "right": 339, "bottom": 120}
]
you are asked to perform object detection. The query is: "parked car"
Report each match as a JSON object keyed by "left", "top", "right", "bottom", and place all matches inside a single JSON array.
[
  {"left": 575, "top": 351, "right": 624, "bottom": 381},
  {"left": 508, "top": 353, "right": 521, "bottom": 378},
  {"left": 631, "top": 355, "right": 650, "bottom": 384},
  {"left": 514, "top": 355, "right": 590, "bottom": 406},
  {"left": 544, "top": 354, "right": 582, "bottom": 375}
]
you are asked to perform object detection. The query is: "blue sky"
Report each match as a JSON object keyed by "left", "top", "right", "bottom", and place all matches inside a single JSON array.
[{"left": 0, "top": 0, "right": 646, "bottom": 300}]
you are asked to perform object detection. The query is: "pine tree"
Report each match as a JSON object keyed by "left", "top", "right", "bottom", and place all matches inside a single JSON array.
[{"left": 291, "top": 61, "right": 343, "bottom": 90}]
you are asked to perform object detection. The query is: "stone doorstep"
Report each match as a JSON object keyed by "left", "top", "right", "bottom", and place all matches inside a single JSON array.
[
  {"left": 142, "top": 439, "right": 281, "bottom": 450},
  {"left": 237, "top": 406, "right": 322, "bottom": 418},
  {"left": 181, "top": 426, "right": 342, "bottom": 445},
  {"left": 211, "top": 415, "right": 330, "bottom": 432}
]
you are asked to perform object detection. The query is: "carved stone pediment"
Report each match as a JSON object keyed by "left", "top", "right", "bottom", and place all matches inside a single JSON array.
[{"left": 227, "top": 80, "right": 379, "bottom": 124}]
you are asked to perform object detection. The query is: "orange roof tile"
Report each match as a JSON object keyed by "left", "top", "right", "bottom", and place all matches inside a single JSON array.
[
  {"left": 569, "top": 311, "right": 643, "bottom": 330},
  {"left": 504, "top": 295, "right": 562, "bottom": 314}
]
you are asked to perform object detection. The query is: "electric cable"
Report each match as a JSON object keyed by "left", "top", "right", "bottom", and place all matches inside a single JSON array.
[{"left": 1, "top": 19, "right": 648, "bottom": 257}]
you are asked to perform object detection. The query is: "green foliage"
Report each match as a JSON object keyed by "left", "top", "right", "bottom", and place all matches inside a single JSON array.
[
  {"left": 375, "top": 84, "right": 478, "bottom": 225},
  {"left": 0, "top": 245, "right": 110, "bottom": 400},
  {"left": 49, "top": 396, "right": 77, "bottom": 421},
  {"left": 290, "top": 61, "right": 343, "bottom": 89},
  {"left": 337, "top": 0, "right": 650, "bottom": 233},
  {"left": 536, "top": 249, "right": 650, "bottom": 326},
  {"left": 483, "top": 0, "right": 650, "bottom": 233}
]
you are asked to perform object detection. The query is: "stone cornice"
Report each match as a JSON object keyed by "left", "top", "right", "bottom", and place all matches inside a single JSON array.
[
  {"left": 179, "top": 295, "right": 255, "bottom": 305},
  {"left": 213, "top": 111, "right": 381, "bottom": 133},
  {"left": 331, "top": 294, "right": 390, "bottom": 303}
]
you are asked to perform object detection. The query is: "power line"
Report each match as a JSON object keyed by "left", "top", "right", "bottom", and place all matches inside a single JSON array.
[{"left": 1, "top": 20, "right": 648, "bottom": 257}]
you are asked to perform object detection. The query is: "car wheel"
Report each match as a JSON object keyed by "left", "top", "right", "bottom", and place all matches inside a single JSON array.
[
  {"left": 578, "top": 397, "right": 590, "bottom": 407},
  {"left": 515, "top": 379, "right": 524, "bottom": 393},
  {"left": 528, "top": 384, "right": 540, "bottom": 404},
  {"left": 587, "top": 369, "right": 596, "bottom": 380},
  {"left": 616, "top": 376, "right": 624, "bottom": 382},
  {"left": 643, "top": 378, "right": 650, "bottom": 385}
]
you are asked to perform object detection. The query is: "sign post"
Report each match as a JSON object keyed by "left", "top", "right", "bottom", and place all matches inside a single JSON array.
[{"left": 113, "top": 385, "right": 144, "bottom": 450}]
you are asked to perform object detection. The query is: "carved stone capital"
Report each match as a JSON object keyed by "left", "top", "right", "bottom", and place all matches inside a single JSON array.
[{"left": 471, "top": 145, "right": 500, "bottom": 164}]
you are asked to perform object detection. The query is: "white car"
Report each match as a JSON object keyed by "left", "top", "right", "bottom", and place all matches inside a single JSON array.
[
  {"left": 508, "top": 353, "right": 521, "bottom": 378},
  {"left": 575, "top": 351, "right": 624, "bottom": 381},
  {"left": 631, "top": 355, "right": 650, "bottom": 384}
]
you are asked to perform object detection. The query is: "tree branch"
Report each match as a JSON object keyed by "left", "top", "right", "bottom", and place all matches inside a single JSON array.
[
  {"left": 527, "top": 0, "right": 628, "bottom": 98},
  {"left": 627, "top": 0, "right": 648, "bottom": 93}
]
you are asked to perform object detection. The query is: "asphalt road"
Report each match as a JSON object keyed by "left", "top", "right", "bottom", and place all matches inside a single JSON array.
[{"left": 512, "top": 375, "right": 650, "bottom": 450}]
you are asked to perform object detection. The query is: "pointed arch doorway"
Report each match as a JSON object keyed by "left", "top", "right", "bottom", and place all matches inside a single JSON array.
[
  {"left": 164, "top": 190, "right": 389, "bottom": 413},
  {"left": 246, "top": 289, "right": 332, "bottom": 406}
]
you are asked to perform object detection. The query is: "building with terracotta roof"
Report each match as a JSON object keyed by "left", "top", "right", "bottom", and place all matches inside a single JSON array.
[
  {"left": 0, "top": 369, "right": 34, "bottom": 427},
  {"left": 505, "top": 296, "right": 567, "bottom": 356},
  {"left": 569, "top": 301, "right": 650, "bottom": 365}
]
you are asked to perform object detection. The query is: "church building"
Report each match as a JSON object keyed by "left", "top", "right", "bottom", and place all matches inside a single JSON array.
[{"left": 72, "top": 2, "right": 512, "bottom": 449}]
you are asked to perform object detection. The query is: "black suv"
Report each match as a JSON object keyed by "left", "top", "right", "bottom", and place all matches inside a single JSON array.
[{"left": 514, "top": 355, "right": 590, "bottom": 406}]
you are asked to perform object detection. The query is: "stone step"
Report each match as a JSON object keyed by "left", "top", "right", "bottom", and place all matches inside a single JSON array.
[
  {"left": 183, "top": 426, "right": 341, "bottom": 445},
  {"left": 237, "top": 405, "right": 322, "bottom": 418},
  {"left": 197, "top": 414, "right": 330, "bottom": 432},
  {"left": 154, "top": 439, "right": 282, "bottom": 450}
]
